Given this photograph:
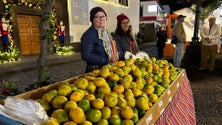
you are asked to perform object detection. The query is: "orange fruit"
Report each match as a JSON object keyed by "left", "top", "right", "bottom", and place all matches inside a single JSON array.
[
  {"left": 51, "top": 109, "right": 69, "bottom": 124},
  {"left": 97, "top": 86, "right": 111, "bottom": 94},
  {"left": 74, "top": 78, "right": 89, "bottom": 90},
  {"left": 63, "top": 121, "right": 77, "bottom": 125},
  {"left": 113, "top": 85, "right": 124, "bottom": 94},
  {"left": 84, "top": 93, "right": 96, "bottom": 101},
  {"left": 64, "top": 101, "right": 78, "bottom": 112},
  {"left": 104, "top": 93, "right": 118, "bottom": 108},
  {"left": 92, "top": 98, "right": 104, "bottom": 109},
  {"left": 52, "top": 95, "right": 68, "bottom": 109},
  {"left": 136, "top": 97, "right": 149, "bottom": 110},
  {"left": 116, "top": 61, "right": 125, "bottom": 67},
  {"left": 108, "top": 115, "right": 121, "bottom": 125},
  {"left": 69, "top": 107, "right": 86, "bottom": 124},
  {"left": 143, "top": 84, "right": 155, "bottom": 95},
  {"left": 36, "top": 99, "right": 50, "bottom": 112},
  {"left": 42, "top": 118, "right": 59, "bottom": 125},
  {"left": 80, "top": 121, "right": 92, "bottom": 125},
  {"left": 121, "top": 119, "right": 134, "bottom": 125},
  {"left": 70, "top": 89, "right": 85, "bottom": 102},
  {"left": 109, "top": 73, "right": 120, "bottom": 81},
  {"left": 101, "top": 107, "right": 111, "bottom": 119},
  {"left": 57, "top": 84, "right": 72, "bottom": 96},
  {"left": 87, "top": 82, "right": 96, "bottom": 94},
  {"left": 120, "top": 106, "right": 134, "bottom": 119},
  {"left": 86, "top": 108, "right": 102, "bottom": 123},
  {"left": 78, "top": 99, "right": 91, "bottom": 112},
  {"left": 97, "top": 119, "right": 108, "bottom": 125},
  {"left": 93, "top": 77, "right": 107, "bottom": 87}
]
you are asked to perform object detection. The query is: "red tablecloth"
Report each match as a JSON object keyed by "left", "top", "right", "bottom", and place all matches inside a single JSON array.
[{"left": 156, "top": 73, "right": 196, "bottom": 125}]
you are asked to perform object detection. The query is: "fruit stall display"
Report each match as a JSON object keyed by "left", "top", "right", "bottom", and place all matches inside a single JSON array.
[{"left": 1, "top": 57, "right": 182, "bottom": 125}]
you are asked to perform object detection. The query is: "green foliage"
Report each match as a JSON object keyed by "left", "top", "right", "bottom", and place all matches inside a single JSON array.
[
  {"left": 0, "top": 49, "right": 20, "bottom": 63},
  {"left": 0, "top": 81, "right": 18, "bottom": 97},
  {"left": 191, "top": 1, "right": 222, "bottom": 22},
  {"left": 56, "top": 46, "right": 75, "bottom": 55}
]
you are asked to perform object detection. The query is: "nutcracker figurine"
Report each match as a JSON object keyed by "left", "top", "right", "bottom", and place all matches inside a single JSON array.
[
  {"left": 58, "top": 21, "right": 65, "bottom": 46},
  {"left": 0, "top": 16, "right": 9, "bottom": 51}
]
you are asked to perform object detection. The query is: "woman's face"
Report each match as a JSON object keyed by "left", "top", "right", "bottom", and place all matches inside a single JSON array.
[
  {"left": 93, "top": 12, "right": 107, "bottom": 29},
  {"left": 121, "top": 19, "right": 130, "bottom": 32}
]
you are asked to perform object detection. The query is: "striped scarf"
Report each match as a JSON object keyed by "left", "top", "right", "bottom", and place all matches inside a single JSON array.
[{"left": 98, "top": 29, "right": 118, "bottom": 62}]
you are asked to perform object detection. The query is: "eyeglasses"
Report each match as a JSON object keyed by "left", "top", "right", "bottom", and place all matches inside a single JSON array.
[
  {"left": 121, "top": 21, "right": 130, "bottom": 25},
  {"left": 94, "top": 16, "right": 106, "bottom": 20}
]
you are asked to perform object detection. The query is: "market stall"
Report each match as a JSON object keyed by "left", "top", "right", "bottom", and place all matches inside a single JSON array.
[{"left": 0, "top": 58, "right": 196, "bottom": 125}]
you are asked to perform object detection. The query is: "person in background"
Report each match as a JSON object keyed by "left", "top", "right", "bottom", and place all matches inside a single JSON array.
[
  {"left": 0, "top": 16, "right": 9, "bottom": 51},
  {"left": 58, "top": 20, "right": 65, "bottom": 46},
  {"left": 112, "top": 13, "right": 139, "bottom": 60},
  {"left": 156, "top": 25, "right": 167, "bottom": 59},
  {"left": 199, "top": 15, "right": 221, "bottom": 71},
  {"left": 81, "top": 7, "right": 119, "bottom": 73},
  {"left": 171, "top": 14, "right": 186, "bottom": 68}
]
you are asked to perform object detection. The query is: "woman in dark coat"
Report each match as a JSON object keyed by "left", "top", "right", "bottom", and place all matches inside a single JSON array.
[
  {"left": 81, "top": 7, "right": 119, "bottom": 73},
  {"left": 112, "top": 13, "right": 139, "bottom": 60}
]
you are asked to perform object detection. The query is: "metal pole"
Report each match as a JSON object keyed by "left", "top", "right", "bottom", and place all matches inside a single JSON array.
[{"left": 191, "top": 1, "right": 201, "bottom": 46}]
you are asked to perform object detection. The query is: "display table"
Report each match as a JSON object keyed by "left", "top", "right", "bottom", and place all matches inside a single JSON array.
[
  {"left": 155, "top": 72, "right": 196, "bottom": 125},
  {"left": 0, "top": 70, "right": 196, "bottom": 125},
  {"left": 137, "top": 70, "right": 196, "bottom": 125}
]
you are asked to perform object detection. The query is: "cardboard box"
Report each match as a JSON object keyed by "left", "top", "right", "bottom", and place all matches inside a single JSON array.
[
  {"left": 136, "top": 69, "right": 185, "bottom": 125},
  {"left": 0, "top": 69, "right": 186, "bottom": 125}
]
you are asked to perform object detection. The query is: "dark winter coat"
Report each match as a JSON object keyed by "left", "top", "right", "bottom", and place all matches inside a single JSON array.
[
  {"left": 81, "top": 26, "right": 109, "bottom": 66},
  {"left": 156, "top": 30, "right": 167, "bottom": 48}
]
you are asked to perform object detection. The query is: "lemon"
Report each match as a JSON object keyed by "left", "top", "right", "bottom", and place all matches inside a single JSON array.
[
  {"left": 101, "top": 106, "right": 111, "bottom": 119},
  {"left": 69, "top": 107, "right": 86, "bottom": 124},
  {"left": 74, "top": 78, "right": 89, "bottom": 90},
  {"left": 51, "top": 109, "right": 69, "bottom": 124},
  {"left": 120, "top": 106, "right": 134, "bottom": 119},
  {"left": 70, "top": 89, "right": 85, "bottom": 102},
  {"left": 92, "top": 98, "right": 104, "bottom": 110},
  {"left": 52, "top": 95, "right": 68, "bottom": 109},
  {"left": 64, "top": 101, "right": 78, "bottom": 112},
  {"left": 86, "top": 108, "right": 102, "bottom": 123}
]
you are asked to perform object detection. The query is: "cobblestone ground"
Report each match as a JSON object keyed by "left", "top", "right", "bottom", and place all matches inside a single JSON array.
[{"left": 0, "top": 60, "right": 86, "bottom": 99}]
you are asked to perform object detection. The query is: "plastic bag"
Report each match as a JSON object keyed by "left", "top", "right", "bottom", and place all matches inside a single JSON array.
[
  {"left": 1, "top": 96, "right": 49, "bottom": 125},
  {"left": 125, "top": 51, "right": 150, "bottom": 60}
]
